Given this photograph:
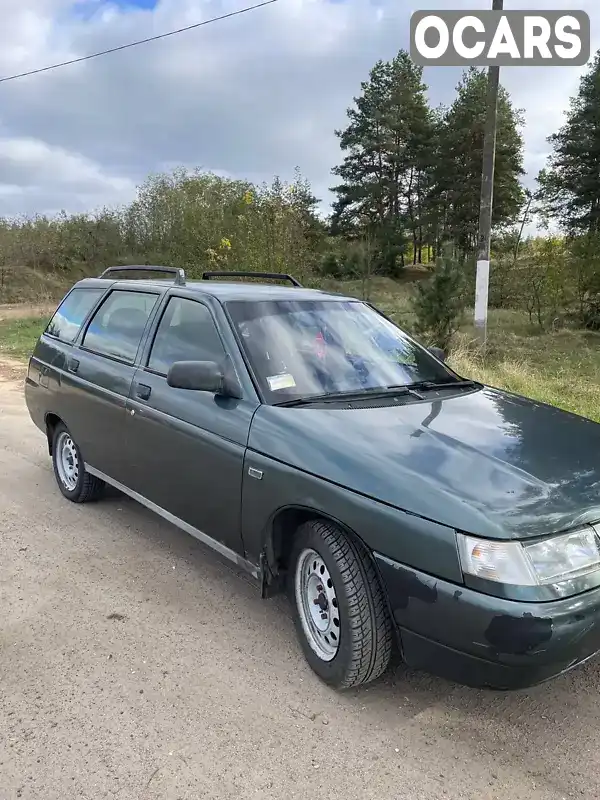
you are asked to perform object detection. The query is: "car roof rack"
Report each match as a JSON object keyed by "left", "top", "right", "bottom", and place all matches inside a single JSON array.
[
  {"left": 201, "top": 271, "right": 302, "bottom": 288},
  {"left": 99, "top": 265, "right": 186, "bottom": 286}
]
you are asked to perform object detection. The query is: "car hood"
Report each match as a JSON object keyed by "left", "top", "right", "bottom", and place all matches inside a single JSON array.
[{"left": 248, "top": 386, "right": 600, "bottom": 540}]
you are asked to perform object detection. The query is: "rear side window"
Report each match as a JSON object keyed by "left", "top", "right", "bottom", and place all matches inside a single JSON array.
[
  {"left": 45, "top": 288, "right": 105, "bottom": 343},
  {"left": 147, "top": 297, "right": 225, "bottom": 375},
  {"left": 82, "top": 290, "right": 159, "bottom": 363}
]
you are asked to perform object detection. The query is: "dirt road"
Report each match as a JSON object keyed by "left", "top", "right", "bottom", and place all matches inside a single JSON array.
[{"left": 0, "top": 369, "right": 598, "bottom": 800}]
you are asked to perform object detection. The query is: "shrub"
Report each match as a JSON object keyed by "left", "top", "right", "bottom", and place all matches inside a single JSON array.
[{"left": 410, "top": 251, "right": 466, "bottom": 350}]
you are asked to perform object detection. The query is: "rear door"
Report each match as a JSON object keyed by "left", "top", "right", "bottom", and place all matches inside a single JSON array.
[
  {"left": 123, "top": 293, "right": 259, "bottom": 555},
  {"left": 61, "top": 286, "right": 162, "bottom": 484}
]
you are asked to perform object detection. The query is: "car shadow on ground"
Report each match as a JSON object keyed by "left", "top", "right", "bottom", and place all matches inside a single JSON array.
[{"left": 93, "top": 486, "right": 600, "bottom": 798}]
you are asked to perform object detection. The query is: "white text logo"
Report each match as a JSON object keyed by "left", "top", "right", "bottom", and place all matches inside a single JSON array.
[{"left": 410, "top": 10, "right": 590, "bottom": 67}]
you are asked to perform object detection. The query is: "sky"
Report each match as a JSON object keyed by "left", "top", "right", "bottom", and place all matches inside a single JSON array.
[{"left": 0, "top": 0, "right": 598, "bottom": 229}]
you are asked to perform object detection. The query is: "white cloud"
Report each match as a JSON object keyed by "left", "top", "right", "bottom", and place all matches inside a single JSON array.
[
  {"left": 0, "top": 136, "right": 135, "bottom": 217},
  {"left": 0, "top": 137, "right": 130, "bottom": 191},
  {"left": 0, "top": 0, "right": 597, "bottom": 223}
]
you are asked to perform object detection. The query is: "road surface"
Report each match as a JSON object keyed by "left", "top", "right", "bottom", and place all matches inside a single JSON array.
[{"left": 0, "top": 362, "right": 597, "bottom": 800}]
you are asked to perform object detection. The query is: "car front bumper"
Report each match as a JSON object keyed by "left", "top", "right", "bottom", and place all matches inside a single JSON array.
[{"left": 374, "top": 552, "right": 600, "bottom": 690}]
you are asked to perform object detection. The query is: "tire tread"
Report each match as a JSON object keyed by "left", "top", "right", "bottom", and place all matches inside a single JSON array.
[
  {"left": 294, "top": 519, "right": 393, "bottom": 689},
  {"left": 52, "top": 423, "right": 105, "bottom": 503},
  {"left": 76, "top": 470, "right": 105, "bottom": 503}
]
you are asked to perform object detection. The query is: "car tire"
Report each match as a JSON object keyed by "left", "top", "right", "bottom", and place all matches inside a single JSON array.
[
  {"left": 289, "top": 518, "right": 393, "bottom": 689},
  {"left": 52, "top": 422, "right": 105, "bottom": 503}
]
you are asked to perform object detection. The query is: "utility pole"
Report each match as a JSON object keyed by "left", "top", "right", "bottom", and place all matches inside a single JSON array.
[{"left": 474, "top": 0, "right": 503, "bottom": 344}]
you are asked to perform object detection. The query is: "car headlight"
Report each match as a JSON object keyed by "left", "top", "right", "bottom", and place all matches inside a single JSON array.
[{"left": 457, "top": 525, "right": 600, "bottom": 586}]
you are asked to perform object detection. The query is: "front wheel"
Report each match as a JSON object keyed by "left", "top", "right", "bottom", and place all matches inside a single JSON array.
[
  {"left": 289, "top": 519, "right": 393, "bottom": 689},
  {"left": 52, "top": 423, "right": 105, "bottom": 503}
]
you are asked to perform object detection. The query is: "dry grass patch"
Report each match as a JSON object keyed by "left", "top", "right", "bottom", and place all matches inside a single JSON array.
[{"left": 449, "top": 331, "right": 600, "bottom": 423}]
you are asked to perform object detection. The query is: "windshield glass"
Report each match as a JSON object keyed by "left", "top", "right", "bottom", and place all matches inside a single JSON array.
[{"left": 226, "top": 299, "right": 459, "bottom": 403}]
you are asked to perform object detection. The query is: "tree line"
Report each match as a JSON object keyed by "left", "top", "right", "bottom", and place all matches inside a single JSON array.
[
  {"left": 1, "top": 49, "right": 599, "bottom": 330},
  {"left": 0, "top": 168, "right": 324, "bottom": 287}
]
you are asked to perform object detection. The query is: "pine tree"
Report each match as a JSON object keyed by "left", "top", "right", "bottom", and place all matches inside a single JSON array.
[
  {"left": 410, "top": 250, "right": 466, "bottom": 350},
  {"left": 433, "top": 68, "right": 525, "bottom": 256},
  {"left": 330, "top": 51, "right": 436, "bottom": 274},
  {"left": 538, "top": 52, "right": 600, "bottom": 234}
]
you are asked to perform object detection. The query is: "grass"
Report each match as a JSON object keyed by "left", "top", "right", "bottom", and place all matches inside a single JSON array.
[
  {"left": 332, "top": 278, "right": 600, "bottom": 423},
  {"left": 1, "top": 278, "right": 599, "bottom": 424},
  {"left": 449, "top": 331, "right": 600, "bottom": 424},
  {"left": 0, "top": 316, "right": 49, "bottom": 361},
  {"left": 0, "top": 264, "right": 93, "bottom": 305}
]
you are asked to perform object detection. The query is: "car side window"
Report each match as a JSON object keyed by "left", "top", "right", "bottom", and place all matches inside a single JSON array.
[
  {"left": 45, "top": 288, "right": 105, "bottom": 343},
  {"left": 147, "top": 297, "right": 226, "bottom": 376},
  {"left": 82, "top": 290, "right": 159, "bottom": 363}
]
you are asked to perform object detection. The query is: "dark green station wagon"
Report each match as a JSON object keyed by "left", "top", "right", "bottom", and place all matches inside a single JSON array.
[{"left": 25, "top": 267, "right": 600, "bottom": 691}]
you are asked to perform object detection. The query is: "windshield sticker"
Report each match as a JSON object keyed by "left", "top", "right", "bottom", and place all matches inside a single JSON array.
[{"left": 267, "top": 373, "right": 297, "bottom": 391}]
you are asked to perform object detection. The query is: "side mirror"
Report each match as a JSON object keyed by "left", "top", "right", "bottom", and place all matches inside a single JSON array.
[
  {"left": 167, "top": 360, "right": 226, "bottom": 393},
  {"left": 428, "top": 346, "right": 446, "bottom": 362}
]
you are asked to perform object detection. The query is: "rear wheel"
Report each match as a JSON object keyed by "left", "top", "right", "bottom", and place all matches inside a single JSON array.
[
  {"left": 289, "top": 519, "right": 393, "bottom": 689},
  {"left": 52, "top": 423, "right": 105, "bottom": 503}
]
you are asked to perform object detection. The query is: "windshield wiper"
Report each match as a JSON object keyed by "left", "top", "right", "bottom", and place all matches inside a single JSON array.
[
  {"left": 274, "top": 379, "right": 480, "bottom": 408},
  {"left": 274, "top": 386, "right": 413, "bottom": 408},
  {"left": 403, "top": 379, "right": 480, "bottom": 391}
]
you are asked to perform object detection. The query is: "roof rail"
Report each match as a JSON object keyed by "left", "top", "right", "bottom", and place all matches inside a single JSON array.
[
  {"left": 201, "top": 271, "right": 302, "bottom": 288},
  {"left": 99, "top": 265, "right": 186, "bottom": 286}
]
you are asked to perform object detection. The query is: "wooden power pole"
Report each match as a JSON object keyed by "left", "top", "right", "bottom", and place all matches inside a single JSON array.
[{"left": 474, "top": 0, "right": 503, "bottom": 343}]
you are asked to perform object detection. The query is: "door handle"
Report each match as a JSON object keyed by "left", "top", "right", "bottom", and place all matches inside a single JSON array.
[
  {"left": 136, "top": 383, "right": 152, "bottom": 400},
  {"left": 67, "top": 357, "right": 79, "bottom": 374}
]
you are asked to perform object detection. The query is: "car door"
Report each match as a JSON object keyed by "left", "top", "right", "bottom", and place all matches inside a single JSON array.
[
  {"left": 62, "top": 286, "right": 162, "bottom": 485},
  {"left": 123, "top": 294, "right": 259, "bottom": 556}
]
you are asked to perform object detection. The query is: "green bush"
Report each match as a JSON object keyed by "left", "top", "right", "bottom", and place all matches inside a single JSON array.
[{"left": 410, "top": 251, "right": 466, "bottom": 350}]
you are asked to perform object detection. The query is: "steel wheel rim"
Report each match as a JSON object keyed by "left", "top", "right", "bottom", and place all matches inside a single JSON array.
[
  {"left": 56, "top": 431, "right": 79, "bottom": 492},
  {"left": 295, "top": 548, "right": 340, "bottom": 662}
]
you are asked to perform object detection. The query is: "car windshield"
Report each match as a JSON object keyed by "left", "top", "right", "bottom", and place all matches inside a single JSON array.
[{"left": 226, "top": 298, "right": 460, "bottom": 404}]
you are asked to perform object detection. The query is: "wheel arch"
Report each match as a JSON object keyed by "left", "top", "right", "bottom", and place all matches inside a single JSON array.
[
  {"left": 44, "top": 412, "right": 64, "bottom": 455},
  {"left": 263, "top": 504, "right": 374, "bottom": 595}
]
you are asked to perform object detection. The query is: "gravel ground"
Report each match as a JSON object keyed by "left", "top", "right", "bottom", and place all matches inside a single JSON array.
[{"left": 0, "top": 369, "right": 598, "bottom": 800}]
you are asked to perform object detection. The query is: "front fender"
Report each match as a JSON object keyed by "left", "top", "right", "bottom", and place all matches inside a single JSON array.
[{"left": 241, "top": 451, "right": 463, "bottom": 585}]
